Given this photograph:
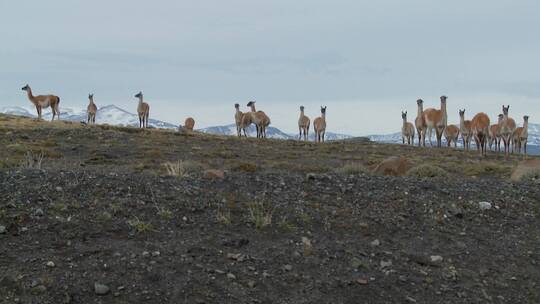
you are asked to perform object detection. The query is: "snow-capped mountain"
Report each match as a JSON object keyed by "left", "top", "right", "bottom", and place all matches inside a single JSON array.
[
  {"left": 198, "top": 123, "right": 353, "bottom": 141},
  {"left": 1, "top": 105, "right": 177, "bottom": 129}
]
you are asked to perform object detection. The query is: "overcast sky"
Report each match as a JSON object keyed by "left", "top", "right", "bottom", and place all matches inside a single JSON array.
[{"left": 0, "top": 0, "right": 538, "bottom": 134}]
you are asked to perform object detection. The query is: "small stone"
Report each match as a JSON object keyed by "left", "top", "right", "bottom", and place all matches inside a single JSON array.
[
  {"left": 430, "top": 255, "right": 443, "bottom": 263},
  {"left": 356, "top": 278, "right": 368, "bottom": 285},
  {"left": 151, "top": 251, "right": 160, "bottom": 257},
  {"left": 204, "top": 169, "right": 225, "bottom": 180},
  {"left": 34, "top": 208, "right": 44, "bottom": 217},
  {"left": 46, "top": 261, "right": 56, "bottom": 268},
  {"left": 405, "top": 296, "right": 417, "bottom": 303},
  {"left": 142, "top": 251, "right": 150, "bottom": 257},
  {"left": 370, "top": 239, "right": 381, "bottom": 247},
  {"left": 226, "top": 273, "right": 236, "bottom": 280},
  {"left": 478, "top": 201, "right": 492, "bottom": 210},
  {"left": 283, "top": 264, "right": 293, "bottom": 271},
  {"left": 0, "top": 225, "right": 6, "bottom": 234},
  {"left": 247, "top": 280, "right": 256, "bottom": 288},
  {"left": 380, "top": 260, "right": 392, "bottom": 268},
  {"left": 94, "top": 282, "right": 110, "bottom": 295},
  {"left": 182, "top": 216, "right": 188, "bottom": 221},
  {"left": 55, "top": 186, "right": 63, "bottom": 192},
  {"left": 359, "top": 222, "right": 369, "bottom": 229}
]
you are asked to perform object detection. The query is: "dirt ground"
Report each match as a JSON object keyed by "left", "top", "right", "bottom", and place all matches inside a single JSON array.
[{"left": 0, "top": 114, "right": 539, "bottom": 304}]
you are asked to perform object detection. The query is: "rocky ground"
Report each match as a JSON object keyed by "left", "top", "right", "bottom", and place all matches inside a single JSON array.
[{"left": 0, "top": 114, "right": 539, "bottom": 304}]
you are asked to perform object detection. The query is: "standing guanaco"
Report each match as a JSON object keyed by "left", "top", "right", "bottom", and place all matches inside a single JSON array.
[
  {"left": 513, "top": 115, "right": 529, "bottom": 158},
  {"left": 87, "top": 93, "right": 97, "bottom": 124},
  {"left": 459, "top": 109, "right": 472, "bottom": 151},
  {"left": 415, "top": 99, "right": 426, "bottom": 146},
  {"left": 444, "top": 124, "right": 460, "bottom": 148},
  {"left": 313, "top": 106, "right": 327, "bottom": 143},
  {"left": 499, "top": 105, "right": 516, "bottom": 159},
  {"left": 471, "top": 112, "right": 490, "bottom": 156},
  {"left": 21, "top": 84, "right": 60, "bottom": 121},
  {"left": 246, "top": 101, "right": 270, "bottom": 138},
  {"left": 134, "top": 91, "right": 150, "bottom": 128},
  {"left": 234, "top": 103, "right": 243, "bottom": 137},
  {"left": 423, "top": 96, "right": 447, "bottom": 147},
  {"left": 298, "top": 106, "right": 310, "bottom": 141},
  {"left": 488, "top": 114, "right": 503, "bottom": 152},
  {"left": 401, "top": 111, "right": 415, "bottom": 145},
  {"left": 184, "top": 117, "right": 195, "bottom": 131}
]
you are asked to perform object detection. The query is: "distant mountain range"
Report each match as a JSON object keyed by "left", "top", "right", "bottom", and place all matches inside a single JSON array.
[{"left": 1, "top": 105, "right": 538, "bottom": 153}]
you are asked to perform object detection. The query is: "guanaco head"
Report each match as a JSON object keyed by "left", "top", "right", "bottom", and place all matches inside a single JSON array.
[
  {"left": 320, "top": 106, "right": 327, "bottom": 115},
  {"left": 440, "top": 95, "right": 447, "bottom": 105},
  {"left": 300, "top": 105, "right": 305, "bottom": 111},
  {"left": 459, "top": 109, "right": 465, "bottom": 118},
  {"left": 21, "top": 84, "right": 29, "bottom": 91},
  {"left": 88, "top": 93, "right": 94, "bottom": 100},
  {"left": 401, "top": 111, "right": 407, "bottom": 120},
  {"left": 234, "top": 103, "right": 240, "bottom": 109},
  {"left": 497, "top": 113, "right": 504, "bottom": 123},
  {"left": 416, "top": 99, "right": 423, "bottom": 106},
  {"left": 524, "top": 115, "right": 529, "bottom": 122},
  {"left": 502, "top": 105, "right": 510, "bottom": 116},
  {"left": 246, "top": 101, "right": 255, "bottom": 107},
  {"left": 135, "top": 91, "right": 143, "bottom": 99}
]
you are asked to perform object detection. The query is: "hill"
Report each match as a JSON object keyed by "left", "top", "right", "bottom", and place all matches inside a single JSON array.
[{"left": 0, "top": 114, "right": 539, "bottom": 303}]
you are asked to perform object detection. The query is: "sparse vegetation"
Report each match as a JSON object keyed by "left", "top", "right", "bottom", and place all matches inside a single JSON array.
[
  {"left": 216, "top": 207, "right": 232, "bottom": 225},
  {"left": 247, "top": 201, "right": 273, "bottom": 230},
  {"left": 127, "top": 217, "right": 154, "bottom": 233},
  {"left": 335, "top": 162, "right": 370, "bottom": 175},
  {"left": 407, "top": 164, "right": 448, "bottom": 178},
  {"left": 20, "top": 150, "right": 44, "bottom": 169},
  {"left": 163, "top": 160, "right": 202, "bottom": 177},
  {"left": 520, "top": 168, "right": 540, "bottom": 182}
]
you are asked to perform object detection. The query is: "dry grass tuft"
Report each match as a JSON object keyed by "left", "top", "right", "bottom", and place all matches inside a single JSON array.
[
  {"left": 21, "top": 151, "right": 44, "bottom": 169},
  {"left": 335, "top": 162, "right": 370, "bottom": 175},
  {"left": 163, "top": 160, "right": 202, "bottom": 177},
  {"left": 247, "top": 201, "right": 273, "bottom": 230}
]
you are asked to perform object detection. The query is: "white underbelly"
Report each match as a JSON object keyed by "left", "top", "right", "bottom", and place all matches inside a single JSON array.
[{"left": 38, "top": 100, "right": 51, "bottom": 108}]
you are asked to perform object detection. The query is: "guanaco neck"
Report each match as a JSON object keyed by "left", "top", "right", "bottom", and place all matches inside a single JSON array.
[
  {"left": 460, "top": 115, "right": 466, "bottom": 130},
  {"left": 300, "top": 109, "right": 305, "bottom": 118},
  {"left": 523, "top": 119, "right": 529, "bottom": 132},
  {"left": 26, "top": 87, "right": 35, "bottom": 102},
  {"left": 440, "top": 101, "right": 447, "bottom": 125},
  {"left": 89, "top": 97, "right": 94, "bottom": 105},
  {"left": 321, "top": 112, "right": 326, "bottom": 121},
  {"left": 138, "top": 96, "right": 144, "bottom": 105},
  {"left": 417, "top": 103, "right": 423, "bottom": 118},
  {"left": 402, "top": 116, "right": 407, "bottom": 127},
  {"left": 235, "top": 107, "right": 241, "bottom": 115},
  {"left": 249, "top": 104, "right": 256, "bottom": 112}
]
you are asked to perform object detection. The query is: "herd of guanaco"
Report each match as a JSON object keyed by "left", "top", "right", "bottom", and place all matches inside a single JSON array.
[
  {"left": 403, "top": 95, "right": 530, "bottom": 159},
  {"left": 20, "top": 85, "right": 529, "bottom": 154}
]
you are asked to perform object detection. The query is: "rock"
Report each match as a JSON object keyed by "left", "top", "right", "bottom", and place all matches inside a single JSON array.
[
  {"left": 0, "top": 225, "right": 6, "bottom": 234},
  {"left": 34, "top": 208, "right": 44, "bottom": 217},
  {"left": 247, "top": 280, "right": 256, "bottom": 288},
  {"left": 151, "top": 251, "right": 160, "bottom": 257},
  {"left": 46, "top": 261, "right": 56, "bottom": 268},
  {"left": 510, "top": 159, "right": 540, "bottom": 181},
  {"left": 94, "top": 282, "right": 110, "bottom": 295},
  {"left": 306, "top": 173, "right": 317, "bottom": 180},
  {"left": 430, "top": 255, "right": 443, "bottom": 263},
  {"left": 283, "top": 264, "right": 293, "bottom": 271},
  {"left": 142, "top": 251, "right": 150, "bottom": 257},
  {"left": 380, "top": 260, "right": 392, "bottom": 268},
  {"left": 372, "top": 156, "right": 411, "bottom": 176},
  {"left": 478, "top": 201, "right": 492, "bottom": 210},
  {"left": 226, "top": 273, "right": 236, "bottom": 280},
  {"left": 356, "top": 278, "right": 369, "bottom": 285},
  {"left": 370, "top": 239, "right": 381, "bottom": 247},
  {"left": 351, "top": 257, "right": 364, "bottom": 269},
  {"left": 204, "top": 169, "right": 225, "bottom": 180},
  {"left": 55, "top": 186, "right": 63, "bottom": 192},
  {"left": 405, "top": 296, "right": 417, "bottom": 303}
]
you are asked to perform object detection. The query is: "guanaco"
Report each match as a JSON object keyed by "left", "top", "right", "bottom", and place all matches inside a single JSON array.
[
  {"left": 499, "top": 105, "right": 516, "bottom": 159},
  {"left": 87, "top": 93, "right": 97, "bottom": 124},
  {"left": 415, "top": 99, "right": 426, "bottom": 146},
  {"left": 21, "top": 84, "right": 60, "bottom": 121},
  {"left": 513, "top": 115, "right": 529, "bottom": 158},
  {"left": 471, "top": 112, "right": 490, "bottom": 156},
  {"left": 239, "top": 112, "right": 252, "bottom": 137},
  {"left": 423, "top": 96, "right": 447, "bottom": 147},
  {"left": 298, "top": 106, "right": 310, "bottom": 141},
  {"left": 234, "top": 103, "right": 243, "bottom": 137},
  {"left": 444, "top": 124, "right": 460, "bottom": 148},
  {"left": 488, "top": 114, "right": 503, "bottom": 152},
  {"left": 184, "top": 117, "right": 195, "bottom": 131},
  {"left": 313, "top": 106, "right": 327, "bottom": 143},
  {"left": 246, "top": 101, "right": 270, "bottom": 138},
  {"left": 401, "top": 111, "right": 415, "bottom": 145},
  {"left": 459, "top": 109, "right": 472, "bottom": 151},
  {"left": 134, "top": 91, "right": 150, "bottom": 128}
]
